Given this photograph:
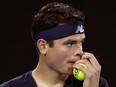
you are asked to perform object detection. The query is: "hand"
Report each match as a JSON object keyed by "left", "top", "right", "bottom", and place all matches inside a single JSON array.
[{"left": 73, "top": 52, "right": 101, "bottom": 87}]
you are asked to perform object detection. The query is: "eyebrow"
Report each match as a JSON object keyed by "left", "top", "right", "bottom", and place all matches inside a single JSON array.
[{"left": 63, "top": 37, "right": 86, "bottom": 44}]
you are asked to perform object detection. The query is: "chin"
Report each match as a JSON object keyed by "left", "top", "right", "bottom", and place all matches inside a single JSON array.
[{"left": 66, "top": 68, "right": 73, "bottom": 75}]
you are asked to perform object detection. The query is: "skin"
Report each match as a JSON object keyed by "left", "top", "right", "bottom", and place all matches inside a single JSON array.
[{"left": 32, "top": 34, "right": 101, "bottom": 87}]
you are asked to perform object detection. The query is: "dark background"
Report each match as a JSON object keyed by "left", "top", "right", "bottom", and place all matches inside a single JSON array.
[{"left": 0, "top": 0, "right": 115, "bottom": 87}]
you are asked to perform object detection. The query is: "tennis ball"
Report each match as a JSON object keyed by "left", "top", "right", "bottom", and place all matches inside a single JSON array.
[{"left": 73, "top": 63, "right": 87, "bottom": 81}]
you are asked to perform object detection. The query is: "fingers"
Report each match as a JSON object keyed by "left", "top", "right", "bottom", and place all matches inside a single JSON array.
[
  {"left": 73, "top": 52, "right": 101, "bottom": 87},
  {"left": 73, "top": 59, "right": 96, "bottom": 73},
  {"left": 73, "top": 52, "right": 101, "bottom": 78},
  {"left": 81, "top": 52, "right": 101, "bottom": 72}
]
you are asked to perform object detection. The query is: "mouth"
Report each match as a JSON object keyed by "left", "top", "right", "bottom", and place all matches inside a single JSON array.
[
  {"left": 68, "top": 61, "right": 75, "bottom": 64},
  {"left": 68, "top": 59, "right": 79, "bottom": 65},
  {"left": 68, "top": 61, "right": 76, "bottom": 66}
]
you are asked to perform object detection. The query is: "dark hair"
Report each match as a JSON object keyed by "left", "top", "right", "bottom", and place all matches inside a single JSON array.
[{"left": 31, "top": 2, "right": 85, "bottom": 47}]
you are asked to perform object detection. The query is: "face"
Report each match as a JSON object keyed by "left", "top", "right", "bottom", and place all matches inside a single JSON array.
[{"left": 44, "top": 34, "right": 85, "bottom": 75}]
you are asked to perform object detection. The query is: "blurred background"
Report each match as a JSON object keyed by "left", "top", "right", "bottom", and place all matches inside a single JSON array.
[{"left": 0, "top": 0, "right": 116, "bottom": 87}]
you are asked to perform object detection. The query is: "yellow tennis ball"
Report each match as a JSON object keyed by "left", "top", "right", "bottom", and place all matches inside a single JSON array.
[{"left": 73, "top": 63, "right": 87, "bottom": 81}]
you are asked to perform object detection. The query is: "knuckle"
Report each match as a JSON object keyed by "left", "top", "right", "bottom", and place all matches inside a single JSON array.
[{"left": 88, "top": 73, "right": 94, "bottom": 78}]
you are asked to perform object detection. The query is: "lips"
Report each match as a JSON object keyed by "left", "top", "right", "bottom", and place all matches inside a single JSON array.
[
  {"left": 68, "top": 58, "right": 79, "bottom": 64},
  {"left": 68, "top": 60, "right": 76, "bottom": 64},
  {"left": 68, "top": 61, "right": 75, "bottom": 64}
]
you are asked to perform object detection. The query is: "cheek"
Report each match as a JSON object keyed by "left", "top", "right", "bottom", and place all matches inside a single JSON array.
[
  {"left": 58, "top": 46, "right": 74, "bottom": 57},
  {"left": 45, "top": 46, "right": 74, "bottom": 74},
  {"left": 47, "top": 47, "right": 70, "bottom": 63},
  {"left": 50, "top": 47, "right": 73, "bottom": 63}
]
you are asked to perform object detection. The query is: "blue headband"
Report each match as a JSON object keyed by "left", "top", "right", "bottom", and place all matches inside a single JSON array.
[{"left": 34, "top": 23, "right": 85, "bottom": 42}]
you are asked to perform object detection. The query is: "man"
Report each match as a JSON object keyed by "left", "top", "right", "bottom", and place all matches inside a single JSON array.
[{"left": 0, "top": 2, "right": 109, "bottom": 87}]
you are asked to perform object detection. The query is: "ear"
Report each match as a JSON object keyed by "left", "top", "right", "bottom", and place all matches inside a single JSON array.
[{"left": 36, "top": 39, "right": 48, "bottom": 54}]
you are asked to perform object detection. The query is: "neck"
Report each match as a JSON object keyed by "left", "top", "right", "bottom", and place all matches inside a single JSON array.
[{"left": 32, "top": 56, "right": 68, "bottom": 87}]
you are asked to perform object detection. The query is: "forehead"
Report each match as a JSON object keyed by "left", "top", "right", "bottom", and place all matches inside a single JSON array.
[{"left": 55, "top": 34, "right": 86, "bottom": 42}]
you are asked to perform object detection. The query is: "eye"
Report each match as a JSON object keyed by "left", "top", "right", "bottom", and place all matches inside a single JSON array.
[{"left": 66, "top": 42, "right": 75, "bottom": 47}]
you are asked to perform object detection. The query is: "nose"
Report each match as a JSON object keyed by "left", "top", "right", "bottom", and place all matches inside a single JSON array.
[{"left": 74, "top": 45, "right": 83, "bottom": 57}]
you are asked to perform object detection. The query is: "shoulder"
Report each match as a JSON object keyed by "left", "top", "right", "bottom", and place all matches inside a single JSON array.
[
  {"left": 71, "top": 76, "right": 109, "bottom": 87},
  {"left": 99, "top": 77, "right": 109, "bottom": 87},
  {"left": 0, "top": 71, "right": 35, "bottom": 87}
]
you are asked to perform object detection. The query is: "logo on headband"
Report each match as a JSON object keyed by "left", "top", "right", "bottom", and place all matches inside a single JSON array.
[{"left": 75, "top": 25, "right": 84, "bottom": 33}]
